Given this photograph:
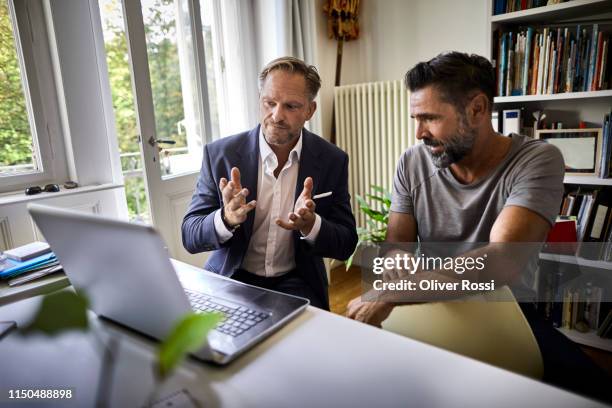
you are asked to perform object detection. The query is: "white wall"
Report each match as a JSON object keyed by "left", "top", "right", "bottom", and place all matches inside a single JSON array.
[{"left": 314, "top": 0, "right": 489, "bottom": 138}]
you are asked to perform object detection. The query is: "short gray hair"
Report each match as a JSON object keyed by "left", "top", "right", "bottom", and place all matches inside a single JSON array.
[{"left": 259, "top": 56, "right": 321, "bottom": 101}]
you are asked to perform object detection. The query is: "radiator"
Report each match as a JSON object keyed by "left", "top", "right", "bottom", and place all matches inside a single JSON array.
[{"left": 334, "top": 80, "right": 416, "bottom": 228}]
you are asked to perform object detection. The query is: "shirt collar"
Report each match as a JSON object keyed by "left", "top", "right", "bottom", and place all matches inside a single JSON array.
[{"left": 259, "top": 128, "right": 303, "bottom": 167}]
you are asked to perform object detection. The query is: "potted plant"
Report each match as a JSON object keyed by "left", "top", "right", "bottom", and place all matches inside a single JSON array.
[{"left": 346, "top": 185, "right": 391, "bottom": 270}]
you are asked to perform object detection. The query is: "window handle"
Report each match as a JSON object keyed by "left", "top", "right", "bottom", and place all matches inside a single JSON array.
[{"left": 148, "top": 136, "right": 176, "bottom": 147}]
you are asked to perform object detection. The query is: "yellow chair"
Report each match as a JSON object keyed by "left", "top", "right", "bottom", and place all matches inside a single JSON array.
[{"left": 381, "top": 285, "right": 544, "bottom": 379}]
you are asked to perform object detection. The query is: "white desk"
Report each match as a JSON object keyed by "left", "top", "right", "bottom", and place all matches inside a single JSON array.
[{"left": 0, "top": 261, "right": 606, "bottom": 407}]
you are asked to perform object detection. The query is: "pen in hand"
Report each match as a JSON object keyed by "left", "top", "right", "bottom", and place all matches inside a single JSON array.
[{"left": 312, "top": 191, "right": 332, "bottom": 200}]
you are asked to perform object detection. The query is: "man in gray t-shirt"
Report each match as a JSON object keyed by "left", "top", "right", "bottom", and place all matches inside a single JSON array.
[
  {"left": 391, "top": 133, "right": 563, "bottom": 243},
  {"left": 346, "top": 52, "right": 565, "bottom": 326}
]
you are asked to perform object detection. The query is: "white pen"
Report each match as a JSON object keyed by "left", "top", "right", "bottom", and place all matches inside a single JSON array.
[{"left": 312, "top": 191, "right": 332, "bottom": 200}]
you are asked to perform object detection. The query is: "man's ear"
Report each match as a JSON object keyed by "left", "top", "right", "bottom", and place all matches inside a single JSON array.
[
  {"left": 467, "top": 93, "right": 489, "bottom": 125},
  {"left": 306, "top": 101, "right": 317, "bottom": 120}
]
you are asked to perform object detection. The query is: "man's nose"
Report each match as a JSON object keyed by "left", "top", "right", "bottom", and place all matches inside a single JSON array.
[
  {"left": 415, "top": 121, "right": 427, "bottom": 140},
  {"left": 271, "top": 106, "right": 285, "bottom": 122}
]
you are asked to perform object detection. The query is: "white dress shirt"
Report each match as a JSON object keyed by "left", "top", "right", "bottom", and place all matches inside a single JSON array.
[{"left": 213, "top": 130, "right": 322, "bottom": 277}]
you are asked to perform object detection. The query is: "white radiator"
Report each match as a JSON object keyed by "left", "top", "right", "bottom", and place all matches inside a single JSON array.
[{"left": 334, "top": 80, "right": 416, "bottom": 228}]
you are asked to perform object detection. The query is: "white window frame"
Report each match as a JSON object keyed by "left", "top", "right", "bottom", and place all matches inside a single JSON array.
[{"left": 0, "top": 0, "right": 67, "bottom": 193}]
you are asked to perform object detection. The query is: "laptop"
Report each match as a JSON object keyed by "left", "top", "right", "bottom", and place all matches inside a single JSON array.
[{"left": 28, "top": 203, "right": 309, "bottom": 365}]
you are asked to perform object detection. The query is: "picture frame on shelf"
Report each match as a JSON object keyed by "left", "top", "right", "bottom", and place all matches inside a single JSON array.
[{"left": 535, "top": 128, "right": 603, "bottom": 176}]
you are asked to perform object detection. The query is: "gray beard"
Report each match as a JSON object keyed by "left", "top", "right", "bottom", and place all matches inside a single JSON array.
[{"left": 425, "top": 127, "right": 477, "bottom": 168}]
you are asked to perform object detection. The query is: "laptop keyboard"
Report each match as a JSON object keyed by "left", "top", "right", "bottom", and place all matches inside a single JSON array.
[{"left": 185, "top": 289, "right": 270, "bottom": 337}]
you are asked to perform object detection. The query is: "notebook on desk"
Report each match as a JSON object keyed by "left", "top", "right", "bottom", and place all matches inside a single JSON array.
[{"left": 28, "top": 203, "right": 309, "bottom": 365}]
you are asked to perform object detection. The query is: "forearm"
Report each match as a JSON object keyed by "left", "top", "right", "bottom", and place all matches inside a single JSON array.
[
  {"left": 367, "top": 242, "right": 539, "bottom": 304},
  {"left": 181, "top": 209, "right": 225, "bottom": 253}
]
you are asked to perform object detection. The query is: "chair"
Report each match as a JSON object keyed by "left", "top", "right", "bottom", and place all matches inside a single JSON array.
[{"left": 381, "top": 285, "right": 544, "bottom": 379}]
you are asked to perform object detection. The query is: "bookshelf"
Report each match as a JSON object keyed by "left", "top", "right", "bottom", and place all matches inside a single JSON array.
[
  {"left": 491, "top": 0, "right": 612, "bottom": 24},
  {"left": 557, "top": 327, "right": 612, "bottom": 351},
  {"left": 564, "top": 175, "right": 612, "bottom": 185},
  {"left": 488, "top": 0, "right": 612, "bottom": 352},
  {"left": 494, "top": 88, "right": 612, "bottom": 103},
  {"left": 539, "top": 251, "right": 612, "bottom": 269}
]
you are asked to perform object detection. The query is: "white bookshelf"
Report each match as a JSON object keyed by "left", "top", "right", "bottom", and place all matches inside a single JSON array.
[
  {"left": 494, "top": 89, "right": 612, "bottom": 103},
  {"left": 557, "top": 328, "right": 612, "bottom": 352},
  {"left": 563, "top": 175, "right": 612, "bottom": 185},
  {"left": 539, "top": 252, "right": 612, "bottom": 269},
  {"left": 491, "top": 0, "right": 612, "bottom": 24},
  {"left": 490, "top": 0, "right": 612, "bottom": 354}
]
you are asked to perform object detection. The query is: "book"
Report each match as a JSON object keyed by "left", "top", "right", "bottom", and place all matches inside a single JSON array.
[
  {"left": 0, "top": 252, "right": 58, "bottom": 280},
  {"left": 3, "top": 241, "right": 51, "bottom": 262},
  {"left": 502, "top": 109, "right": 521, "bottom": 135}
]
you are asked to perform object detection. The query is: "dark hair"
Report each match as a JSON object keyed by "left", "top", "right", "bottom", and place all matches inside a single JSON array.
[
  {"left": 259, "top": 56, "right": 321, "bottom": 101},
  {"left": 404, "top": 52, "right": 495, "bottom": 112}
]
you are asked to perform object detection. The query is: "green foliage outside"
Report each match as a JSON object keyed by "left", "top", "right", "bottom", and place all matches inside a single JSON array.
[
  {"left": 101, "top": 0, "right": 190, "bottom": 220},
  {"left": 0, "top": 2, "right": 33, "bottom": 168},
  {"left": 2, "top": 0, "right": 191, "bottom": 219}
]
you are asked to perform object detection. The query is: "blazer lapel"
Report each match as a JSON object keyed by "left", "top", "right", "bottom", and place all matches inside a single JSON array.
[
  {"left": 294, "top": 129, "right": 322, "bottom": 246},
  {"left": 236, "top": 125, "right": 260, "bottom": 240},
  {"left": 295, "top": 128, "right": 322, "bottom": 203}
]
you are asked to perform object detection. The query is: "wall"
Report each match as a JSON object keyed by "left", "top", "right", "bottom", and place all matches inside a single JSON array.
[{"left": 314, "top": 0, "right": 489, "bottom": 139}]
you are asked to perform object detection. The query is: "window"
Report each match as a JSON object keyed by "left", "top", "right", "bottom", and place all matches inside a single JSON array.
[
  {"left": 98, "top": 0, "right": 151, "bottom": 222},
  {"left": 0, "top": 0, "right": 66, "bottom": 193},
  {"left": 0, "top": 1, "right": 36, "bottom": 175}
]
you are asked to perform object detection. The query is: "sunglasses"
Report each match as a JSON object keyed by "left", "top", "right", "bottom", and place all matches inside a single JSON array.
[{"left": 25, "top": 184, "right": 60, "bottom": 195}]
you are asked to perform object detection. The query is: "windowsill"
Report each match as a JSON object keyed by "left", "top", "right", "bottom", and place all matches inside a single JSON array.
[{"left": 0, "top": 182, "right": 124, "bottom": 206}]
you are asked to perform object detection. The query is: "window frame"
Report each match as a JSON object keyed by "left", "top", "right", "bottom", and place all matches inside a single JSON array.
[{"left": 0, "top": 0, "right": 67, "bottom": 193}]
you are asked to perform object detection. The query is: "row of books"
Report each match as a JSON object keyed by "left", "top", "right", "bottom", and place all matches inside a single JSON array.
[
  {"left": 539, "top": 270, "right": 611, "bottom": 337},
  {"left": 493, "top": 24, "right": 610, "bottom": 97},
  {"left": 558, "top": 188, "right": 612, "bottom": 260},
  {"left": 493, "top": 0, "right": 564, "bottom": 15},
  {"left": 560, "top": 285, "right": 605, "bottom": 333}
]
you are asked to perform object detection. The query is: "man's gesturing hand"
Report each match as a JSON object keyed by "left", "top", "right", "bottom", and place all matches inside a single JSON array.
[
  {"left": 219, "top": 167, "right": 256, "bottom": 227},
  {"left": 276, "top": 177, "right": 316, "bottom": 236}
]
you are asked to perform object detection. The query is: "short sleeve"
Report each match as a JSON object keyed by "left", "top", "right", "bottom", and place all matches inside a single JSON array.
[
  {"left": 505, "top": 143, "right": 565, "bottom": 225},
  {"left": 390, "top": 151, "right": 414, "bottom": 214}
]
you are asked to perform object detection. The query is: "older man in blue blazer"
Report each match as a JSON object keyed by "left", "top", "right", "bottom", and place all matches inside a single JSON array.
[{"left": 182, "top": 57, "right": 357, "bottom": 309}]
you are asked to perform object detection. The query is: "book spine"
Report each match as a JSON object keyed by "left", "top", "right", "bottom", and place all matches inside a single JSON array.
[
  {"left": 592, "top": 31, "right": 604, "bottom": 91},
  {"left": 523, "top": 27, "right": 533, "bottom": 95},
  {"left": 499, "top": 32, "right": 508, "bottom": 96},
  {"left": 507, "top": 32, "right": 514, "bottom": 96},
  {"left": 531, "top": 35, "right": 540, "bottom": 95},
  {"left": 587, "top": 24, "right": 599, "bottom": 91},
  {"left": 566, "top": 40, "right": 576, "bottom": 93},
  {"left": 560, "top": 27, "right": 570, "bottom": 93},
  {"left": 542, "top": 30, "right": 551, "bottom": 94},
  {"left": 554, "top": 28, "right": 564, "bottom": 94},
  {"left": 599, "top": 39, "right": 608, "bottom": 90},
  {"left": 537, "top": 29, "right": 546, "bottom": 94}
]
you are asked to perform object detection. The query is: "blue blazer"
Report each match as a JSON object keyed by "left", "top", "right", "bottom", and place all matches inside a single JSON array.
[{"left": 182, "top": 125, "right": 358, "bottom": 309}]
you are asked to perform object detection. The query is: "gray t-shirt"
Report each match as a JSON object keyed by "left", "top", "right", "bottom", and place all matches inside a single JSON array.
[
  {"left": 391, "top": 134, "right": 565, "bottom": 241},
  {"left": 391, "top": 134, "right": 565, "bottom": 299}
]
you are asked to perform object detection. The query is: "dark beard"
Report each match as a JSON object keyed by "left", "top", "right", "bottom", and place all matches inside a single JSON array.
[{"left": 424, "top": 126, "right": 477, "bottom": 168}]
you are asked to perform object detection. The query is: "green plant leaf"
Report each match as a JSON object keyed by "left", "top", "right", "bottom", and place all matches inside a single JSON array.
[
  {"left": 345, "top": 253, "right": 354, "bottom": 270},
  {"left": 157, "top": 312, "right": 222, "bottom": 378},
  {"left": 361, "top": 208, "right": 386, "bottom": 222},
  {"left": 20, "top": 290, "right": 89, "bottom": 335},
  {"left": 365, "top": 194, "right": 390, "bottom": 208},
  {"left": 370, "top": 185, "right": 392, "bottom": 201},
  {"left": 356, "top": 195, "right": 371, "bottom": 210}
]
